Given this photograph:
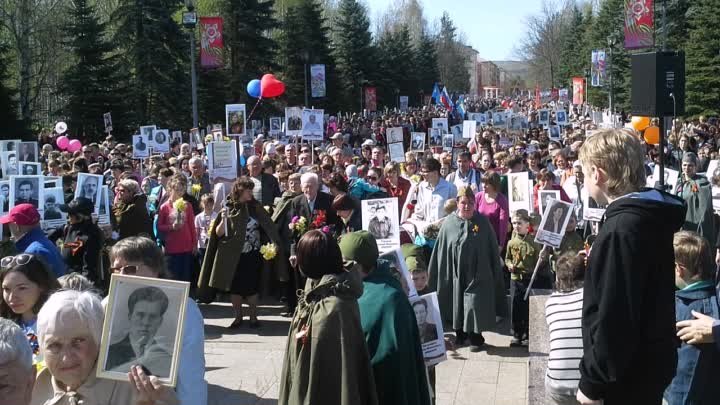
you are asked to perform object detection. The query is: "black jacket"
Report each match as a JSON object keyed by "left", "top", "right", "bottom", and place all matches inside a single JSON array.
[
  {"left": 49, "top": 220, "right": 104, "bottom": 284},
  {"left": 579, "top": 189, "right": 686, "bottom": 400},
  {"left": 288, "top": 192, "right": 339, "bottom": 231}
]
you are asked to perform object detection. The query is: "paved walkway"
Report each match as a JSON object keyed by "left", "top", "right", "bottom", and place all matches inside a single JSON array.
[{"left": 203, "top": 302, "right": 528, "bottom": 405}]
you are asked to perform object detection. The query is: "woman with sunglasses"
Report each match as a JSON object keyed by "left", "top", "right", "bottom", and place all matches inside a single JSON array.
[
  {"left": 110, "top": 236, "right": 207, "bottom": 405},
  {"left": 0, "top": 253, "right": 61, "bottom": 367}
]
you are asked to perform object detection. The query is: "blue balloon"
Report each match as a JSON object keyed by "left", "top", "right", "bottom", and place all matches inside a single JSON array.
[{"left": 247, "top": 79, "right": 262, "bottom": 98}]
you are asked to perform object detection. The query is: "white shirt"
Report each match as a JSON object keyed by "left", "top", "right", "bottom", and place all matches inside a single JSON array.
[{"left": 413, "top": 178, "right": 458, "bottom": 223}]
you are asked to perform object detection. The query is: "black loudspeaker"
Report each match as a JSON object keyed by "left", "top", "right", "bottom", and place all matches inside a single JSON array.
[{"left": 631, "top": 51, "right": 685, "bottom": 117}]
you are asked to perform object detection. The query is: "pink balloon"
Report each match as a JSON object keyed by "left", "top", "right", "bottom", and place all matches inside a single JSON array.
[
  {"left": 56, "top": 136, "right": 69, "bottom": 150},
  {"left": 67, "top": 139, "right": 82, "bottom": 153}
]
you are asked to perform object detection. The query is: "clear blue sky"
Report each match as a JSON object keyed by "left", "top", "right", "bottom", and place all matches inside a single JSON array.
[{"left": 363, "top": 0, "right": 544, "bottom": 61}]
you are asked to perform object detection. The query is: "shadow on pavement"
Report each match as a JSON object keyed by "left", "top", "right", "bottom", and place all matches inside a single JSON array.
[{"left": 208, "top": 383, "right": 276, "bottom": 405}]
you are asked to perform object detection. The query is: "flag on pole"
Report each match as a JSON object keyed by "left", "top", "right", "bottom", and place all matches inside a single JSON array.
[
  {"left": 431, "top": 83, "right": 441, "bottom": 102},
  {"left": 439, "top": 86, "right": 454, "bottom": 110},
  {"left": 456, "top": 95, "right": 466, "bottom": 118}
]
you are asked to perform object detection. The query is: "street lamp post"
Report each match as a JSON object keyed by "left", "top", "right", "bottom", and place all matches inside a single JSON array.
[
  {"left": 302, "top": 51, "right": 310, "bottom": 108},
  {"left": 183, "top": 1, "right": 199, "bottom": 129}
]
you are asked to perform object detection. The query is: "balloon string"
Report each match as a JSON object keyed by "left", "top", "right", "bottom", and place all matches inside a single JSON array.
[{"left": 246, "top": 98, "right": 263, "bottom": 122}]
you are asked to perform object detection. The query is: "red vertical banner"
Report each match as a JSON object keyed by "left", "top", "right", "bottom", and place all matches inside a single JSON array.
[
  {"left": 534, "top": 85, "right": 541, "bottom": 108},
  {"left": 200, "top": 17, "right": 223, "bottom": 69},
  {"left": 624, "top": 0, "right": 654, "bottom": 49},
  {"left": 551, "top": 88, "right": 559, "bottom": 101},
  {"left": 572, "top": 77, "right": 585, "bottom": 105},
  {"left": 365, "top": 87, "right": 377, "bottom": 111}
]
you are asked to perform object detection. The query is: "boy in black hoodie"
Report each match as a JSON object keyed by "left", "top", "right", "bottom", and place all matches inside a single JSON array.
[{"left": 576, "top": 129, "right": 686, "bottom": 405}]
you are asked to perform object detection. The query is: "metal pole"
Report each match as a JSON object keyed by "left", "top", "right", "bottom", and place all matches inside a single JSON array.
[
  {"left": 608, "top": 45, "right": 614, "bottom": 117},
  {"left": 662, "top": 0, "right": 668, "bottom": 51},
  {"left": 304, "top": 63, "right": 309, "bottom": 108},
  {"left": 190, "top": 30, "right": 199, "bottom": 129}
]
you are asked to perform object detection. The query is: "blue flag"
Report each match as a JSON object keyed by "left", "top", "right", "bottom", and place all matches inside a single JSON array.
[{"left": 431, "top": 83, "right": 441, "bottom": 103}]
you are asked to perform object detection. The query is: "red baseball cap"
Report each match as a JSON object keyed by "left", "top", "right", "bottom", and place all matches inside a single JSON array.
[{"left": 0, "top": 204, "right": 41, "bottom": 225}]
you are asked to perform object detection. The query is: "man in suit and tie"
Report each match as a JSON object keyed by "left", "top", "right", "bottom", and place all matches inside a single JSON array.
[
  {"left": 105, "top": 286, "right": 172, "bottom": 378},
  {"left": 288, "top": 172, "right": 338, "bottom": 229}
]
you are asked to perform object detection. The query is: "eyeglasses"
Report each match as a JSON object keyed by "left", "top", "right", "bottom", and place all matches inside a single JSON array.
[
  {"left": 0, "top": 254, "right": 33, "bottom": 269},
  {"left": 109, "top": 265, "right": 137, "bottom": 275}
]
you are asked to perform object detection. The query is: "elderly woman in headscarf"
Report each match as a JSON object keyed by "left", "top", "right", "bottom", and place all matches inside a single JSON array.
[
  {"left": 428, "top": 185, "right": 507, "bottom": 351},
  {"left": 675, "top": 152, "right": 715, "bottom": 244},
  {"left": 31, "top": 289, "right": 177, "bottom": 405}
]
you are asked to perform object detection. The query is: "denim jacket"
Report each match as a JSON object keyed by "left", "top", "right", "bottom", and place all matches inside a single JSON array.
[{"left": 665, "top": 282, "right": 720, "bottom": 405}]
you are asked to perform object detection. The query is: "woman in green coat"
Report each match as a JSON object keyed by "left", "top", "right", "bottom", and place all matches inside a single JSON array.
[
  {"left": 428, "top": 185, "right": 508, "bottom": 351},
  {"left": 675, "top": 152, "right": 715, "bottom": 245},
  {"left": 198, "top": 176, "right": 285, "bottom": 328},
  {"left": 279, "top": 230, "right": 378, "bottom": 405}
]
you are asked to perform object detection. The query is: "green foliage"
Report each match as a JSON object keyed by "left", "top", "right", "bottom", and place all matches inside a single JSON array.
[
  {"left": 375, "top": 26, "right": 417, "bottom": 108},
  {"left": 556, "top": 4, "right": 587, "bottom": 89},
  {"left": 277, "top": 0, "right": 338, "bottom": 111},
  {"left": 685, "top": 0, "right": 720, "bottom": 117},
  {"left": 0, "top": 41, "right": 24, "bottom": 137},
  {"left": 332, "top": 0, "right": 375, "bottom": 111},
  {"left": 112, "top": 0, "right": 191, "bottom": 131},
  {"left": 435, "top": 12, "right": 469, "bottom": 93},
  {"left": 414, "top": 30, "right": 439, "bottom": 100},
  {"left": 59, "top": 0, "right": 129, "bottom": 142}
]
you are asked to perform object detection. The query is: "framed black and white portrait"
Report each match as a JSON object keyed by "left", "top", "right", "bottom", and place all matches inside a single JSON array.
[
  {"left": 152, "top": 129, "right": 170, "bottom": 153},
  {"left": 97, "top": 275, "right": 189, "bottom": 386},
  {"left": 361, "top": 198, "right": 400, "bottom": 254},
  {"left": 18, "top": 142, "right": 38, "bottom": 162},
  {"left": 535, "top": 198, "right": 573, "bottom": 248},
  {"left": 386, "top": 127, "right": 404, "bottom": 144},
  {"left": 1, "top": 151, "right": 18, "bottom": 178},
  {"left": 9, "top": 175, "right": 43, "bottom": 210},
  {"left": 19, "top": 162, "right": 41, "bottom": 176},
  {"left": 74, "top": 173, "right": 103, "bottom": 210},
  {"left": 411, "top": 132, "right": 425, "bottom": 151},
  {"left": 410, "top": 292, "right": 446, "bottom": 366},
  {"left": 428, "top": 128, "right": 442, "bottom": 147}
]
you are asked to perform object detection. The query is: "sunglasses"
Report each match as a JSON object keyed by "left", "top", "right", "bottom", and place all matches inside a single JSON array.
[
  {"left": 109, "top": 265, "right": 137, "bottom": 275},
  {"left": 0, "top": 254, "right": 33, "bottom": 269}
]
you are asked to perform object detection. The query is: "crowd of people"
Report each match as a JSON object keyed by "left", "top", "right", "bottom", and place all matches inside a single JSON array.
[{"left": 0, "top": 97, "right": 719, "bottom": 405}]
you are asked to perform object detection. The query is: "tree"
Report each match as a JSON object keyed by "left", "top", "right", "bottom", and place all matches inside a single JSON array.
[
  {"left": 655, "top": 0, "right": 691, "bottom": 51},
  {"left": 222, "top": 0, "right": 278, "bottom": 104},
  {"left": 332, "top": 0, "right": 375, "bottom": 111},
  {"left": 435, "top": 12, "right": 469, "bottom": 93},
  {"left": 516, "top": 1, "right": 566, "bottom": 89},
  {"left": 59, "top": 0, "right": 129, "bottom": 141},
  {"left": 277, "top": 0, "right": 337, "bottom": 111},
  {"left": 414, "top": 30, "right": 439, "bottom": 99},
  {"left": 376, "top": 25, "right": 417, "bottom": 108},
  {"left": 684, "top": 0, "right": 720, "bottom": 116},
  {"left": 113, "top": 0, "right": 191, "bottom": 129},
  {"left": 0, "top": 41, "right": 24, "bottom": 136},
  {"left": 556, "top": 4, "right": 587, "bottom": 88}
]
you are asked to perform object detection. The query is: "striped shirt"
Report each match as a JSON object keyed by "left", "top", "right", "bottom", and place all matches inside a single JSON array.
[{"left": 544, "top": 288, "right": 584, "bottom": 397}]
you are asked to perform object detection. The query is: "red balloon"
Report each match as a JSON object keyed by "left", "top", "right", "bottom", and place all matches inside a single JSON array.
[{"left": 260, "top": 74, "right": 285, "bottom": 98}]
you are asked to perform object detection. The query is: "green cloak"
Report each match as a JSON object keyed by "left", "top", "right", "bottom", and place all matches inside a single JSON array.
[
  {"left": 279, "top": 268, "right": 378, "bottom": 405},
  {"left": 358, "top": 261, "right": 431, "bottom": 405},
  {"left": 428, "top": 212, "right": 508, "bottom": 333}
]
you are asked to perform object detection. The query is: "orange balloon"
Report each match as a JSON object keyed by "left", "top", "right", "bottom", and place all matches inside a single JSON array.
[
  {"left": 631, "top": 116, "right": 651, "bottom": 132},
  {"left": 644, "top": 125, "right": 660, "bottom": 145}
]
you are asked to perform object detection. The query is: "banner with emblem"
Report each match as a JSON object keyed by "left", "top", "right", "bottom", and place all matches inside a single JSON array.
[
  {"left": 624, "top": 0, "right": 654, "bottom": 49},
  {"left": 200, "top": 17, "right": 223, "bottom": 69}
]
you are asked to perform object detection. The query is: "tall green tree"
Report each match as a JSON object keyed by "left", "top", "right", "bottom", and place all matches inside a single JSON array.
[
  {"left": 332, "top": 0, "right": 375, "bottom": 111},
  {"left": 414, "top": 30, "right": 439, "bottom": 102},
  {"left": 557, "top": 4, "right": 586, "bottom": 89},
  {"left": 0, "top": 41, "right": 24, "bottom": 136},
  {"left": 113, "top": 0, "right": 190, "bottom": 129},
  {"left": 655, "top": 0, "right": 691, "bottom": 51},
  {"left": 59, "top": 0, "right": 129, "bottom": 141},
  {"left": 277, "top": 0, "right": 337, "bottom": 111},
  {"left": 685, "top": 0, "right": 720, "bottom": 116},
  {"left": 376, "top": 25, "right": 417, "bottom": 108},
  {"left": 222, "top": 0, "right": 278, "bottom": 105},
  {"left": 435, "top": 12, "right": 469, "bottom": 93}
]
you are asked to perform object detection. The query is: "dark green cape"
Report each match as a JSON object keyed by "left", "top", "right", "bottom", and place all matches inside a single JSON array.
[
  {"left": 358, "top": 261, "right": 431, "bottom": 405},
  {"left": 279, "top": 268, "right": 378, "bottom": 405},
  {"left": 428, "top": 212, "right": 508, "bottom": 333}
]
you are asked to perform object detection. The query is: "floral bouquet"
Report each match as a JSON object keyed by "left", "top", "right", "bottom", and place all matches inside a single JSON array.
[
  {"left": 289, "top": 216, "right": 308, "bottom": 237},
  {"left": 260, "top": 243, "right": 278, "bottom": 261},
  {"left": 190, "top": 183, "right": 202, "bottom": 198},
  {"left": 173, "top": 198, "right": 187, "bottom": 228}
]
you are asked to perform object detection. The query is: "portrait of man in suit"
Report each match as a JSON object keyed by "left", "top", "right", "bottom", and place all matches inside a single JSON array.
[
  {"left": 105, "top": 286, "right": 172, "bottom": 378},
  {"left": 1, "top": 183, "right": 8, "bottom": 212},
  {"left": 43, "top": 195, "right": 62, "bottom": 220},
  {"left": 14, "top": 179, "right": 39, "bottom": 208},
  {"left": 413, "top": 298, "right": 438, "bottom": 344},
  {"left": 79, "top": 175, "right": 99, "bottom": 204}
]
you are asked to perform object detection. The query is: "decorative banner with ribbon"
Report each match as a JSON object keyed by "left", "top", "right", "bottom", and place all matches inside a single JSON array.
[
  {"left": 590, "top": 50, "right": 606, "bottom": 87},
  {"left": 624, "top": 0, "right": 654, "bottom": 49},
  {"left": 572, "top": 77, "right": 585, "bottom": 105},
  {"left": 310, "top": 64, "right": 326, "bottom": 98},
  {"left": 364, "top": 87, "right": 377, "bottom": 112},
  {"left": 200, "top": 17, "right": 223, "bottom": 69}
]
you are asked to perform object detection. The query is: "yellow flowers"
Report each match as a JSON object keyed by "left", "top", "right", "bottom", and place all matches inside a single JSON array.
[
  {"left": 205, "top": 134, "right": 214, "bottom": 143},
  {"left": 260, "top": 243, "right": 278, "bottom": 261},
  {"left": 191, "top": 184, "right": 202, "bottom": 195},
  {"left": 473, "top": 224, "right": 479, "bottom": 234},
  {"left": 173, "top": 198, "right": 187, "bottom": 212}
]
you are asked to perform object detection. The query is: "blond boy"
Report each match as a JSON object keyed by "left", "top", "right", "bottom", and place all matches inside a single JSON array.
[{"left": 576, "top": 129, "right": 686, "bottom": 405}]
